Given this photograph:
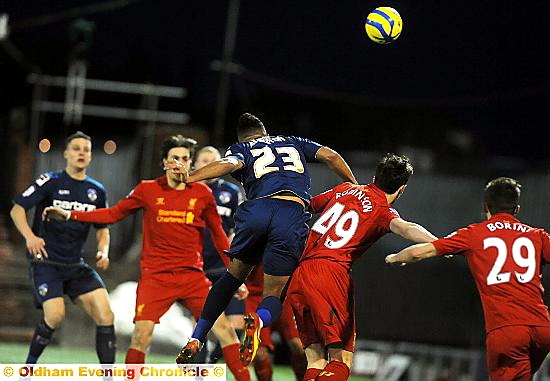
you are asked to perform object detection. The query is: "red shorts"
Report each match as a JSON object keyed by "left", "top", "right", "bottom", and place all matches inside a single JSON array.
[
  {"left": 287, "top": 259, "right": 355, "bottom": 352},
  {"left": 486, "top": 325, "right": 550, "bottom": 380},
  {"left": 135, "top": 269, "right": 211, "bottom": 323}
]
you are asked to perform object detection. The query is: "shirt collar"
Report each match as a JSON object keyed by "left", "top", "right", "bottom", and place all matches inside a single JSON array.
[{"left": 490, "top": 213, "right": 520, "bottom": 223}]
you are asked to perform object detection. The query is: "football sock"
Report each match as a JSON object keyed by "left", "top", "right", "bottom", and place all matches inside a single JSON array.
[
  {"left": 253, "top": 354, "right": 273, "bottom": 381},
  {"left": 125, "top": 349, "right": 145, "bottom": 381},
  {"left": 257, "top": 296, "right": 282, "bottom": 327},
  {"left": 290, "top": 351, "right": 307, "bottom": 381},
  {"left": 26, "top": 319, "right": 55, "bottom": 364},
  {"left": 125, "top": 348, "right": 145, "bottom": 364},
  {"left": 304, "top": 368, "right": 322, "bottom": 381},
  {"left": 193, "top": 272, "right": 243, "bottom": 342},
  {"left": 96, "top": 325, "right": 116, "bottom": 364},
  {"left": 316, "top": 361, "right": 350, "bottom": 381},
  {"left": 222, "top": 343, "right": 251, "bottom": 381}
]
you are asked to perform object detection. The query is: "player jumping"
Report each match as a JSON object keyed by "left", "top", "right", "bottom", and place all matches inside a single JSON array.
[{"left": 176, "top": 112, "right": 357, "bottom": 366}]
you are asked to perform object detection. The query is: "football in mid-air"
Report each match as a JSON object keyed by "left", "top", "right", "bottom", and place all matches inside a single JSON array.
[{"left": 365, "top": 7, "right": 403, "bottom": 44}]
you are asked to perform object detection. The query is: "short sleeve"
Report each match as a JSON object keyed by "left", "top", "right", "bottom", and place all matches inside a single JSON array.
[
  {"left": 378, "top": 207, "right": 401, "bottom": 231},
  {"left": 13, "top": 173, "right": 54, "bottom": 210},
  {"left": 93, "top": 187, "right": 108, "bottom": 230},
  {"left": 432, "top": 227, "right": 472, "bottom": 256},
  {"left": 288, "top": 136, "right": 323, "bottom": 162},
  {"left": 225, "top": 144, "right": 245, "bottom": 164}
]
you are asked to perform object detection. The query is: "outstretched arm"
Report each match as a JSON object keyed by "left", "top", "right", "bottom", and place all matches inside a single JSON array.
[
  {"left": 43, "top": 185, "right": 144, "bottom": 224},
  {"left": 186, "top": 158, "right": 244, "bottom": 184},
  {"left": 316, "top": 147, "right": 358, "bottom": 184},
  {"left": 385, "top": 243, "right": 438, "bottom": 265},
  {"left": 43, "top": 202, "right": 134, "bottom": 224},
  {"left": 389, "top": 218, "right": 437, "bottom": 243}
]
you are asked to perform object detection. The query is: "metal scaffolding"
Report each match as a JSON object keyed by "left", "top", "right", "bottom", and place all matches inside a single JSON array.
[{"left": 27, "top": 70, "right": 189, "bottom": 178}]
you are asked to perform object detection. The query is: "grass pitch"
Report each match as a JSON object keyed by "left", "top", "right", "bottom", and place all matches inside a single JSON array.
[{"left": 0, "top": 342, "right": 370, "bottom": 380}]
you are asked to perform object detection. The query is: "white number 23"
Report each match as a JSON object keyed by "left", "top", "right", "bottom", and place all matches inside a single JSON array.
[{"left": 251, "top": 146, "right": 304, "bottom": 179}]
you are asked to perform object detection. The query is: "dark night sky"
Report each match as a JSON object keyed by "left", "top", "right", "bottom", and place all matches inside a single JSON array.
[{"left": 2, "top": 0, "right": 550, "bottom": 167}]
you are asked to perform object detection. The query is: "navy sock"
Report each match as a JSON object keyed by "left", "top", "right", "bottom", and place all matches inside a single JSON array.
[
  {"left": 192, "top": 272, "right": 243, "bottom": 342},
  {"left": 257, "top": 296, "right": 282, "bottom": 327},
  {"left": 96, "top": 325, "right": 116, "bottom": 364},
  {"left": 26, "top": 319, "right": 55, "bottom": 364}
]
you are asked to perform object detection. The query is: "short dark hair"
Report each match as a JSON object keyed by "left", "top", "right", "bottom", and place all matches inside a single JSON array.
[
  {"left": 484, "top": 177, "right": 521, "bottom": 215},
  {"left": 160, "top": 135, "right": 198, "bottom": 160},
  {"left": 237, "top": 113, "right": 266, "bottom": 140},
  {"left": 374, "top": 153, "right": 413, "bottom": 194},
  {"left": 66, "top": 131, "right": 91, "bottom": 147}
]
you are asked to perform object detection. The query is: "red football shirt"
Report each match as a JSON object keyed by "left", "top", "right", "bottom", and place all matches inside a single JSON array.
[
  {"left": 300, "top": 182, "right": 400, "bottom": 269},
  {"left": 70, "top": 176, "right": 229, "bottom": 273},
  {"left": 433, "top": 213, "right": 550, "bottom": 333}
]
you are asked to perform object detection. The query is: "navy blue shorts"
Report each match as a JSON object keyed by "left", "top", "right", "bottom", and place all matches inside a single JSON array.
[
  {"left": 228, "top": 198, "right": 311, "bottom": 276},
  {"left": 30, "top": 261, "right": 106, "bottom": 308},
  {"left": 206, "top": 270, "right": 246, "bottom": 316}
]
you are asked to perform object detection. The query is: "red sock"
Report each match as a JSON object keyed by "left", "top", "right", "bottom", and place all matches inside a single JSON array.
[
  {"left": 290, "top": 351, "right": 307, "bottom": 381},
  {"left": 304, "top": 367, "right": 322, "bottom": 381},
  {"left": 316, "top": 361, "right": 350, "bottom": 381},
  {"left": 125, "top": 348, "right": 145, "bottom": 381},
  {"left": 222, "top": 343, "right": 251, "bottom": 381},
  {"left": 253, "top": 354, "right": 273, "bottom": 381},
  {"left": 125, "top": 348, "right": 145, "bottom": 364}
]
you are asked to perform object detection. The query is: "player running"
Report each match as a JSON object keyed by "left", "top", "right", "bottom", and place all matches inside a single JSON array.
[
  {"left": 288, "top": 153, "right": 437, "bottom": 381},
  {"left": 386, "top": 177, "right": 550, "bottom": 381},
  {"left": 44, "top": 135, "right": 250, "bottom": 381},
  {"left": 10, "top": 131, "right": 116, "bottom": 365},
  {"left": 177, "top": 112, "right": 357, "bottom": 366}
]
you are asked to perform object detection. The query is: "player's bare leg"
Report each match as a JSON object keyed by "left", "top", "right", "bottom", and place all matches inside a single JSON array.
[
  {"left": 328, "top": 347, "right": 353, "bottom": 369},
  {"left": 287, "top": 337, "right": 307, "bottom": 381},
  {"left": 227, "top": 314, "right": 245, "bottom": 330},
  {"left": 76, "top": 289, "right": 116, "bottom": 364},
  {"left": 227, "top": 259, "right": 256, "bottom": 280},
  {"left": 76, "top": 289, "right": 115, "bottom": 326},
  {"left": 211, "top": 313, "right": 239, "bottom": 347},
  {"left": 211, "top": 313, "right": 251, "bottom": 381},
  {"left": 252, "top": 346, "right": 273, "bottom": 381},
  {"left": 122, "top": 321, "right": 154, "bottom": 381},
  {"left": 263, "top": 274, "right": 289, "bottom": 298},
  {"left": 314, "top": 347, "right": 352, "bottom": 381},
  {"left": 304, "top": 343, "right": 327, "bottom": 381},
  {"left": 128, "top": 320, "right": 155, "bottom": 353},
  {"left": 43, "top": 297, "right": 66, "bottom": 329},
  {"left": 24, "top": 298, "right": 65, "bottom": 365}
]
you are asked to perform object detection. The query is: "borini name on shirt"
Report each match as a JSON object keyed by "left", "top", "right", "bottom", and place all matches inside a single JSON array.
[{"left": 487, "top": 221, "right": 530, "bottom": 233}]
